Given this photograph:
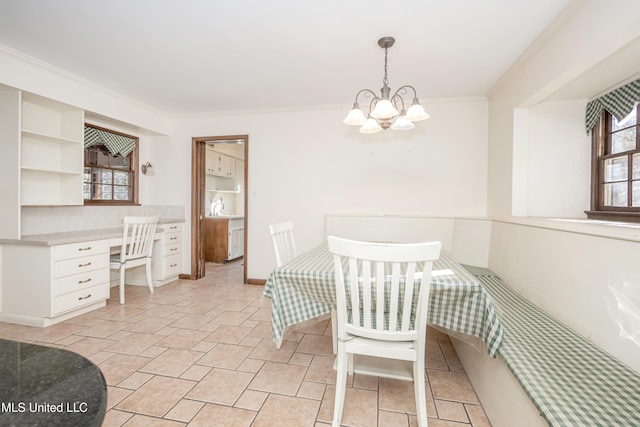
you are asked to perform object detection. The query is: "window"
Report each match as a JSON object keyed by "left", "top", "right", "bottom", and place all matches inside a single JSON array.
[
  {"left": 587, "top": 104, "right": 640, "bottom": 221},
  {"left": 83, "top": 124, "right": 139, "bottom": 205}
]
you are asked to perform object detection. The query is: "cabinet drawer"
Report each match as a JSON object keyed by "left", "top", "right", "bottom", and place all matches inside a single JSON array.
[
  {"left": 160, "top": 253, "right": 182, "bottom": 279},
  {"left": 162, "top": 231, "right": 182, "bottom": 245},
  {"left": 162, "top": 243, "right": 182, "bottom": 257},
  {"left": 54, "top": 253, "right": 109, "bottom": 279},
  {"left": 54, "top": 240, "right": 109, "bottom": 261},
  {"left": 229, "top": 218, "right": 244, "bottom": 229},
  {"left": 53, "top": 283, "right": 109, "bottom": 315},
  {"left": 163, "top": 223, "right": 183, "bottom": 233},
  {"left": 54, "top": 268, "right": 110, "bottom": 297}
]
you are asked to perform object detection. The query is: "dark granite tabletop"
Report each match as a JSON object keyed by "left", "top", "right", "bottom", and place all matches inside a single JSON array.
[{"left": 0, "top": 339, "right": 107, "bottom": 426}]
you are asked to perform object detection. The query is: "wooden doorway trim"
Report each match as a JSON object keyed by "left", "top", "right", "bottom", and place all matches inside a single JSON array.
[{"left": 190, "top": 135, "right": 248, "bottom": 282}]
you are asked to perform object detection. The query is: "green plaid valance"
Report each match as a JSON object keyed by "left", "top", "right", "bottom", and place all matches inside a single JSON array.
[
  {"left": 84, "top": 126, "right": 136, "bottom": 157},
  {"left": 585, "top": 79, "right": 640, "bottom": 133}
]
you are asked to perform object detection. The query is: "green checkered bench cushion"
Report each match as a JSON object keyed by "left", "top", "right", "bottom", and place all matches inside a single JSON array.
[{"left": 463, "top": 265, "right": 640, "bottom": 427}]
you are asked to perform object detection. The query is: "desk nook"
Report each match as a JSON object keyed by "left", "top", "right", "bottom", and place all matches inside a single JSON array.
[{"left": 0, "top": 219, "right": 184, "bottom": 327}]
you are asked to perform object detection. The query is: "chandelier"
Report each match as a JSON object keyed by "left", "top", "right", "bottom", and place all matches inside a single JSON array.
[{"left": 343, "top": 37, "right": 429, "bottom": 133}]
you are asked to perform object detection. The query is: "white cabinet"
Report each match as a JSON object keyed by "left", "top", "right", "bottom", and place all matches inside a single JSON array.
[
  {"left": 124, "top": 222, "right": 184, "bottom": 287},
  {"left": 0, "top": 239, "right": 110, "bottom": 327},
  {"left": 205, "top": 148, "right": 236, "bottom": 178},
  {"left": 0, "top": 86, "right": 84, "bottom": 239},
  {"left": 228, "top": 218, "right": 245, "bottom": 260},
  {"left": 205, "top": 146, "right": 217, "bottom": 174},
  {"left": 235, "top": 158, "right": 245, "bottom": 192},
  {"left": 152, "top": 222, "right": 183, "bottom": 284},
  {"left": 219, "top": 153, "right": 235, "bottom": 178}
]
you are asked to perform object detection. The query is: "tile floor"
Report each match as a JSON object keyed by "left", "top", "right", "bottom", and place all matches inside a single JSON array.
[{"left": 0, "top": 260, "right": 492, "bottom": 427}]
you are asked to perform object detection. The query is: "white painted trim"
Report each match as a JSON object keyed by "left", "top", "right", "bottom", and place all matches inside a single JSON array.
[
  {"left": 493, "top": 216, "right": 640, "bottom": 243},
  {"left": 0, "top": 301, "right": 106, "bottom": 327}
]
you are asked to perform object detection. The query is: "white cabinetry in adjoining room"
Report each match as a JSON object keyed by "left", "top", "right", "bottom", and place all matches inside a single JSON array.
[
  {"left": 0, "top": 85, "right": 84, "bottom": 239},
  {"left": 228, "top": 217, "right": 245, "bottom": 260},
  {"left": 205, "top": 146, "right": 236, "bottom": 178},
  {"left": 205, "top": 146, "right": 244, "bottom": 215}
]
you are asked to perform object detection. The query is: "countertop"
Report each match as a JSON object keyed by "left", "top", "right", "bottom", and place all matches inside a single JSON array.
[
  {"left": 0, "top": 217, "right": 185, "bottom": 246},
  {"left": 0, "top": 339, "right": 107, "bottom": 426}
]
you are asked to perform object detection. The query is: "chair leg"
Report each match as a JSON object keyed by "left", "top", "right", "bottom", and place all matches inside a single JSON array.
[
  {"left": 413, "top": 357, "right": 428, "bottom": 427},
  {"left": 145, "top": 260, "right": 154, "bottom": 294},
  {"left": 332, "top": 344, "right": 348, "bottom": 427},
  {"left": 331, "top": 310, "right": 337, "bottom": 355},
  {"left": 119, "top": 267, "right": 126, "bottom": 305}
]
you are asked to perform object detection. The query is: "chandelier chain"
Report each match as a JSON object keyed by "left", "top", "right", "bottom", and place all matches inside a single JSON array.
[{"left": 383, "top": 47, "right": 389, "bottom": 86}]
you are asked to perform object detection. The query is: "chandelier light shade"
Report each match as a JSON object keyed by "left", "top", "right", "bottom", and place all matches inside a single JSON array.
[{"left": 344, "top": 37, "right": 429, "bottom": 134}]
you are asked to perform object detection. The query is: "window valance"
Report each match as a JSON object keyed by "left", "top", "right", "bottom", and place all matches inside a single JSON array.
[
  {"left": 585, "top": 79, "right": 640, "bottom": 133},
  {"left": 84, "top": 126, "right": 136, "bottom": 157},
  {"left": 585, "top": 79, "right": 640, "bottom": 132}
]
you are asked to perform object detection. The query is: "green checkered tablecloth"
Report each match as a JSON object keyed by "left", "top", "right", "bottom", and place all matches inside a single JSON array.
[
  {"left": 469, "top": 267, "right": 640, "bottom": 427},
  {"left": 263, "top": 242, "right": 503, "bottom": 358}
]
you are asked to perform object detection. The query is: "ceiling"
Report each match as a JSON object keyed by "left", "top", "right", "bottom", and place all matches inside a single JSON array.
[{"left": 0, "top": 0, "right": 571, "bottom": 117}]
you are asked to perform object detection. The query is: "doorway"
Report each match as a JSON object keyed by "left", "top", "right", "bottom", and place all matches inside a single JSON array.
[{"left": 191, "top": 135, "right": 248, "bottom": 283}]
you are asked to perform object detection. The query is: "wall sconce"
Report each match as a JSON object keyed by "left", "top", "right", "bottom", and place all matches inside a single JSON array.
[{"left": 141, "top": 162, "right": 154, "bottom": 176}]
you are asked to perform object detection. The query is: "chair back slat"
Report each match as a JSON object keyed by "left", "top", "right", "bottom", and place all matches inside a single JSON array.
[
  {"left": 376, "top": 261, "right": 385, "bottom": 332},
  {"left": 329, "top": 236, "right": 441, "bottom": 341},
  {"left": 269, "top": 221, "right": 297, "bottom": 267},
  {"left": 348, "top": 257, "right": 360, "bottom": 327},
  {"left": 120, "top": 216, "right": 159, "bottom": 262},
  {"left": 401, "top": 263, "right": 417, "bottom": 332},
  {"left": 362, "top": 260, "right": 372, "bottom": 329}
]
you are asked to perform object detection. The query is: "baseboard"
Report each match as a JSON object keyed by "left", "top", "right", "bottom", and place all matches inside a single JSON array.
[{"left": 0, "top": 301, "right": 106, "bottom": 328}]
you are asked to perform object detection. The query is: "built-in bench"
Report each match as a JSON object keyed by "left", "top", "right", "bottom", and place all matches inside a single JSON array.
[{"left": 462, "top": 265, "right": 640, "bottom": 427}]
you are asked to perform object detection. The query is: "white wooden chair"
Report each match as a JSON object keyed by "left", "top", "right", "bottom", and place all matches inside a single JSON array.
[
  {"left": 110, "top": 216, "right": 159, "bottom": 304},
  {"left": 328, "top": 236, "right": 441, "bottom": 427},
  {"left": 269, "top": 221, "right": 297, "bottom": 267}
]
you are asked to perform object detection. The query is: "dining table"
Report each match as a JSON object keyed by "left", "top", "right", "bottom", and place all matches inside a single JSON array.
[{"left": 263, "top": 241, "right": 504, "bottom": 371}]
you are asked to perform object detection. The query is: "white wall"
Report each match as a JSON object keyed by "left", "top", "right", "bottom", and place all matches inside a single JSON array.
[
  {"left": 324, "top": 214, "right": 492, "bottom": 268},
  {"left": 483, "top": 0, "right": 640, "bottom": 380},
  {"left": 163, "top": 98, "right": 488, "bottom": 280},
  {"left": 487, "top": 0, "right": 640, "bottom": 218},
  {"left": 525, "top": 100, "right": 591, "bottom": 217},
  {"left": 489, "top": 219, "right": 640, "bottom": 372}
]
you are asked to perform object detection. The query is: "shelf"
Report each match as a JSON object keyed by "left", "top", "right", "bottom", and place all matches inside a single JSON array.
[
  {"left": 21, "top": 129, "right": 82, "bottom": 145},
  {"left": 21, "top": 166, "right": 82, "bottom": 175},
  {"left": 205, "top": 172, "right": 235, "bottom": 178},
  {"left": 205, "top": 189, "right": 243, "bottom": 193}
]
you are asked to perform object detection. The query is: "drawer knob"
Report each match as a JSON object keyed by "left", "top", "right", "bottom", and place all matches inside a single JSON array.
[
  {"left": 170, "top": 263, "right": 177, "bottom": 267},
  {"left": 171, "top": 248, "right": 177, "bottom": 252},
  {"left": 78, "top": 294, "right": 92, "bottom": 301},
  {"left": 170, "top": 237, "right": 178, "bottom": 240},
  {"left": 78, "top": 262, "right": 92, "bottom": 268},
  {"left": 78, "top": 278, "right": 92, "bottom": 284},
  {"left": 78, "top": 246, "right": 92, "bottom": 251}
]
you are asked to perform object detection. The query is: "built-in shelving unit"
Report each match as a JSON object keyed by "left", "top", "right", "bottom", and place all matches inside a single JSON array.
[
  {"left": 0, "top": 86, "right": 84, "bottom": 239},
  {"left": 20, "top": 93, "right": 84, "bottom": 206}
]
